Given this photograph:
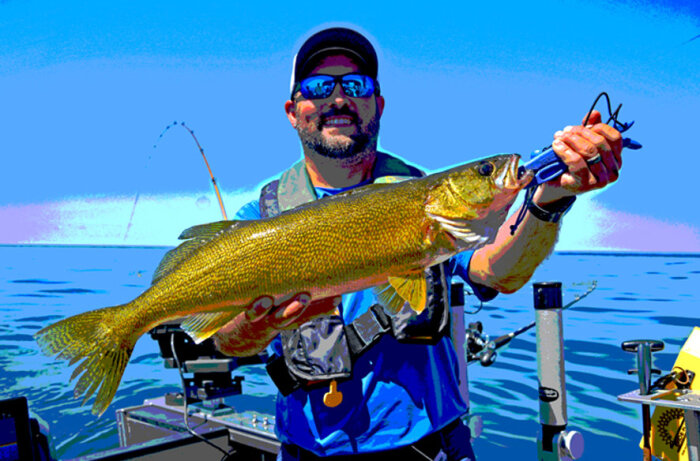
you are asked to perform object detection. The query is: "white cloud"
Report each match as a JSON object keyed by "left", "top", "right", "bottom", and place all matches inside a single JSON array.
[
  {"left": 557, "top": 195, "right": 700, "bottom": 252},
  {"left": 3, "top": 190, "right": 258, "bottom": 246}
]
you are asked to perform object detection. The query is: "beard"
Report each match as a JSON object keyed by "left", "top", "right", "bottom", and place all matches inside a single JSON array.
[{"left": 296, "top": 108, "right": 380, "bottom": 161}]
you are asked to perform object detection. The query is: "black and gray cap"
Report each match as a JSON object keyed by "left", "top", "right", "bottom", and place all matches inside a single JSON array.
[{"left": 290, "top": 27, "right": 379, "bottom": 98}]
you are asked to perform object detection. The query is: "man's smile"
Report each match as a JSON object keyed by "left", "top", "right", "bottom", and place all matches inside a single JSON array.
[{"left": 320, "top": 114, "right": 357, "bottom": 129}]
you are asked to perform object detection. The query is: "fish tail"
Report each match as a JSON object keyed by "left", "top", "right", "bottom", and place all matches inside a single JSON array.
[{"left": 34, "top": 303, "right": 137, "bottom": 416}]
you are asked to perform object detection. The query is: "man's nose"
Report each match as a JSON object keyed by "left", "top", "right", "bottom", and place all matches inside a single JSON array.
[{"left": 329, "top": 81, "right": 350, "bottom": 106}]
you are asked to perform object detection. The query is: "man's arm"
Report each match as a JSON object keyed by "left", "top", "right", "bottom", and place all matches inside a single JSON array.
[{"left": 469, "top": 110, "right": 623, "bottom": 293}]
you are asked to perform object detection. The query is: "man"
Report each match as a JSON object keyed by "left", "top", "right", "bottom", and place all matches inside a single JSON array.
[{"left": 214, "top": 27, "right": 622, "bottom": 460}]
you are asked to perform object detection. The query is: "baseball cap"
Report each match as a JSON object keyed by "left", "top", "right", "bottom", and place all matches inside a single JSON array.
[{"left": 290, "top": 27, "right": 379, "bottom": 98}]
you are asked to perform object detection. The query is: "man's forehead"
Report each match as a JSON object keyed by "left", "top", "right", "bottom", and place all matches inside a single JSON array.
[{"left": 307, "top": 54, "right": 362, "bottom": 75}]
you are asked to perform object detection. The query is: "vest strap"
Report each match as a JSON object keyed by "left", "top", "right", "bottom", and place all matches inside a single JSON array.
[
  {"left": 344, "top": 304, "right": 392, "bottom": 357},
  {"left": 265, "top": 353, "right": 302, "bottom": 396}
]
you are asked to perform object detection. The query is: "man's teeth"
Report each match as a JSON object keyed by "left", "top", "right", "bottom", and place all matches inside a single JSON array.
[{"left": 324, "top": 117, "right": 354, "bottom": 126}]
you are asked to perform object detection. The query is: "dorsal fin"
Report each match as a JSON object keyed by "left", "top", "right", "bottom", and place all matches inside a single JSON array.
[
  {"left": 178, "top": 220, "right": 240, "bottom": 240},
  {"left": 152, "top": 220, "right": 248, "bottom": 284}
]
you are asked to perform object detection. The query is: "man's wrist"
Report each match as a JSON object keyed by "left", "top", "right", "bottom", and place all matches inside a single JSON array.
[{"left": 528, "top": 195, "right": 576, "bottom": 224}]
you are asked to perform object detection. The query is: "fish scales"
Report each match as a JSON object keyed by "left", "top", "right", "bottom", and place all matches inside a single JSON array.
[{"left": 35, "top": 153, "right": 531, "bottom": 415}]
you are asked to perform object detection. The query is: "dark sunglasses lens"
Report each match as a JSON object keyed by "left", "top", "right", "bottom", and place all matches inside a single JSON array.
[
  {"left": 341, "top": 75, "right": 374, "bottom": 97},
  {"left": 299, "top": 74, "right": 375, "bottom": 99},
  {"left": 300, "top": 76, "right": 335, "bottom": 99}
]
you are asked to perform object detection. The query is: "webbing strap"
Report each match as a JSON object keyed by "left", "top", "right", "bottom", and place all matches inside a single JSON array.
[{"left": 344, "top": 304, "right": 392, "bottom": 356}]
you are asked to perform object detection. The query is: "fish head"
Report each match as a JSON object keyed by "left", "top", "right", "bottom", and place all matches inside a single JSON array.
[{"left": 426, "top": 154, "right": 533, "bottom": 249}]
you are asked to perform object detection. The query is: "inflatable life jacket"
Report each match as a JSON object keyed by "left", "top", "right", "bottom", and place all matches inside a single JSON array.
[{"left": 261, "top": 152, "right": 453, "bottom": 399}]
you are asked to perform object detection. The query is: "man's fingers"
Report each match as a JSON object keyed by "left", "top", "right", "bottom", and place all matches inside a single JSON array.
[
  {"left": 551, "top": 138, "right": 590, "bottom": 190},
  {"left": 590, "top": 123, "right": 623, "bottom": 168},
  {"left": 277, "top": 294, "right": 311, "bottom": 320},
  {"left": 555, "top": 125, "right": 621, "bottom": 187},
  {"left": 245, "top": 296, "right": 275, "bottom": 322},
  {"left": 276, "top": 296, "right": 342, "bottom": 330},
  {"left": 582, "top": 109, "right": 602, "bottom": 126}
]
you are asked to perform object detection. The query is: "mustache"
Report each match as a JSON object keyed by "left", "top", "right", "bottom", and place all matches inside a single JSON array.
[{"left": 319, "top": 107, "right": 359, "bottom": 126}]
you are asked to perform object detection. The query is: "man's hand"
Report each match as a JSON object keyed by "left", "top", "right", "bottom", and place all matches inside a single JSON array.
[
  {"left": 537, "top": 109, "right": 623, "bottom": 204},
  {"left": 213, "top": 294, "right": 342, "bottom": 357}
]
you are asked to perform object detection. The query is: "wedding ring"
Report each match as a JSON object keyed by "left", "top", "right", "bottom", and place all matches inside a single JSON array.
[{"left": 586, "top": 155, "right": 602, "bottom": 166}]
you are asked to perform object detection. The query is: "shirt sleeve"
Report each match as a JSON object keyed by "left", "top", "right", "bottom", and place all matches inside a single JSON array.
[{"left": 449, "top": 251, "right": 499, "bottom": 302}]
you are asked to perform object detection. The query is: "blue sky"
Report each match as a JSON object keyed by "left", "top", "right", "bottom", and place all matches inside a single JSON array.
[{"left": 1, "top": 0, "right": 698, "bottom": 250}]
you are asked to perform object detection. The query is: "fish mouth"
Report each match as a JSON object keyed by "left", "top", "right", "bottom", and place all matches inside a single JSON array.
[
  {"left": 514, "top": 157, "right": 536, "bottom": 189},
  {"left": 496, "top": 154, "right": 533, "bottom": 192}
]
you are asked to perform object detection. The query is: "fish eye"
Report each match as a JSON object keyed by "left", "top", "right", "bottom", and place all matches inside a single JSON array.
[{"left": 477, "top": 162, "right": 494, "bottom": 177}]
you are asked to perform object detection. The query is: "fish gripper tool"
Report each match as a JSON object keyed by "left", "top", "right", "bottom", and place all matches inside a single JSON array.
[{"left": 518, "top": 92, "right": 643, "bottom": 188}]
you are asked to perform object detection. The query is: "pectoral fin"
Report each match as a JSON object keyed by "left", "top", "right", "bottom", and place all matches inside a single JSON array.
[
  {"left": 180, "top": 311, "right": 239, "bottom": 344},
  {"left": 373, "top": 273, "right": 428, "bottom": 314}
]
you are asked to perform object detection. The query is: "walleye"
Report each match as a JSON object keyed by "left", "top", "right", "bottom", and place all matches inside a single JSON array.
[{"left": 35, "top": 153, "right": 532, "bottom": 415}]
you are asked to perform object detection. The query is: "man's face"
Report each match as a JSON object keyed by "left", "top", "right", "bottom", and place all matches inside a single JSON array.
[{"left": 286, "top": 54, "right": 384, "bottom": 160}]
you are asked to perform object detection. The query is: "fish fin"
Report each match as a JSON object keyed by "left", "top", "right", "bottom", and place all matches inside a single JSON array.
[
  {"left": 152, "top": 220, "right": 249, "bottom": 284},
  {"left": 388, "top": 273, "right": 428, "bottom": 314},
  {"left": 373, "top": 282, "right": 408, "bottom": 314},
  {"left": 152, "top": 240, "right": 205, "bottom": 284},
  {"left": 178, "top": 220, "right": 245, "bottom": 240},
  {"left": 34, "top": 303, "right": 137, "bottom": 416},
  {"left": 426, "top": 213, "right": 489, "bottom": 249},
  {"left": 373, "top": 273, "right": 428, "bottom": 314},
  {"left": 180, "top": 311, "right": 239, "bottom": 344}
]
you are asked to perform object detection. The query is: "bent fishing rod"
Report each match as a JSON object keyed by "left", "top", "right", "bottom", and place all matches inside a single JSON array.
[{"left": 124, "top": 122, "right": 228, "bottom": 240}]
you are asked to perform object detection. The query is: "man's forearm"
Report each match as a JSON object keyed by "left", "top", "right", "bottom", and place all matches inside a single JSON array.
[{"left": 470, "top": 207, "right": 560, "bottom": 294}]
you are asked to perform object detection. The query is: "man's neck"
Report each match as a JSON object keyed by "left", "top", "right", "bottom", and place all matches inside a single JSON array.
[{"left": 303, "top": 150, "right": 377, "bottom": 189}]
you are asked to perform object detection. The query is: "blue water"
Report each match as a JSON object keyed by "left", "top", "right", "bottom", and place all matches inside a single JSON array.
[{"left": 0, "top": 245, "right": 697, "bottom": 460}]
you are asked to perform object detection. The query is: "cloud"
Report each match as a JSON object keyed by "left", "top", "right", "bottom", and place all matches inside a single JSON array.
[
  {"left": 557, "top": 195, "right": 700, "bottom": 252},
  {"left": 1, "top": 190, "right": 257, "bottom": 246}
]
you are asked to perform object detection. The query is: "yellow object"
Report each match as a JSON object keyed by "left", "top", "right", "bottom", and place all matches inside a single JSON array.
[
  {"left": 34, "top": 154, "right": 530, "bottom": 416},
  {"left": 646, "top": 327, "right": 700, "bottom": 460},
  {"left": 323, "top": 380, "right": 343, "bottom": 407}
]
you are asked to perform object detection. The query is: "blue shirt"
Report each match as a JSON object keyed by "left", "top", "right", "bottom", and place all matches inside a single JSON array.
[{"left": 235, "top": 186, "right": 494, "bottom": 456}]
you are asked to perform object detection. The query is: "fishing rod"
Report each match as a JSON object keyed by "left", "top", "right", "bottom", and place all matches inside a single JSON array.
[
  {"left": 123, "top": 122, "right": 228, "bottom": 240},
  {"left": 172, "top": 121, "right": 228, "bottom": 220},
  {"left": 466, "top": 281, "right": 597, "bottom": 367}
]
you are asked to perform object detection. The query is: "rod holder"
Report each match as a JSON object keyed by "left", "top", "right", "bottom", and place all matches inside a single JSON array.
[{"left": 534, "top": 282, "right": 579, "bottom": 460}]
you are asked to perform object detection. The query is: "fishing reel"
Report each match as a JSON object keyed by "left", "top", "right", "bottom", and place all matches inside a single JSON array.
[{"left": 466, "top": 321, "right": 498, "bottom": 367}]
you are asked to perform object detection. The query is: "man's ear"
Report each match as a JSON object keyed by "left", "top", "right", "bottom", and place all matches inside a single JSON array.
[
  {"left": 284, "top": 99, "right": 297, "bottom": 127},
  {"left": 376, "top": 95, "right": 385, "bottom": 118}
]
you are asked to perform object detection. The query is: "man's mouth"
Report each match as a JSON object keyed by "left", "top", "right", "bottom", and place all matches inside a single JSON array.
[{"left": 321, "top": 115, "right": 356, "bottom": 128}]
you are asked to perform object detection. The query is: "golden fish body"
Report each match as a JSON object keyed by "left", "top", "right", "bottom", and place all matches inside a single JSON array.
[{"left": 35, "top": 153, "right": 529, "bottom": 415}]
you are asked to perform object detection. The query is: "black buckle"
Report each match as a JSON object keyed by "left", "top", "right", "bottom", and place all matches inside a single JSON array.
[{"left": 345, "top": 304, "right": 391, "bottom": 357}]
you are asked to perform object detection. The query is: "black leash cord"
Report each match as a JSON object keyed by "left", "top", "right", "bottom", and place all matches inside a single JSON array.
[{"left": 170, "top": 334, "right": 236, "bottom": 461}]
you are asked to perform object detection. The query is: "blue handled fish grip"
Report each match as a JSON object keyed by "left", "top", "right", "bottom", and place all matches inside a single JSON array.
[{"left": 519, "top": 93, "right": 643, "bottom": 188}]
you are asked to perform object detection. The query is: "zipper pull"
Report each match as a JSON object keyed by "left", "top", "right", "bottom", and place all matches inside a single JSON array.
[{"left": 323, "top": 380, "right": 343, "bottom": 407}]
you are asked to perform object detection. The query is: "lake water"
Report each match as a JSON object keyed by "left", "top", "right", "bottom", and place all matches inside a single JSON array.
[{"left": 0, "top": 245, "right": 697, "bottom": 460}]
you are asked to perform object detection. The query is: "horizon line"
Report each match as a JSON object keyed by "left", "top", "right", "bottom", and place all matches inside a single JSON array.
[{"left": 1, "top": 243, "right": 699, "bottom": 258}]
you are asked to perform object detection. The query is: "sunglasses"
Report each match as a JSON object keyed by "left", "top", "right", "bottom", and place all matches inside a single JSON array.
[{"left": 294, "top": 73, "right": 379, "bottom": 100}]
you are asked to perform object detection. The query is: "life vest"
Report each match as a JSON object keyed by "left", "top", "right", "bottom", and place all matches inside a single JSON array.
[{"left": 262, "top": 152, "right": 453, "bottom": 397}]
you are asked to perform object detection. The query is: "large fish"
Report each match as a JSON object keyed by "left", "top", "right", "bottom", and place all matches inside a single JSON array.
[{"left": 35, "top": 153, "right": 532, "bottom": 415}]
